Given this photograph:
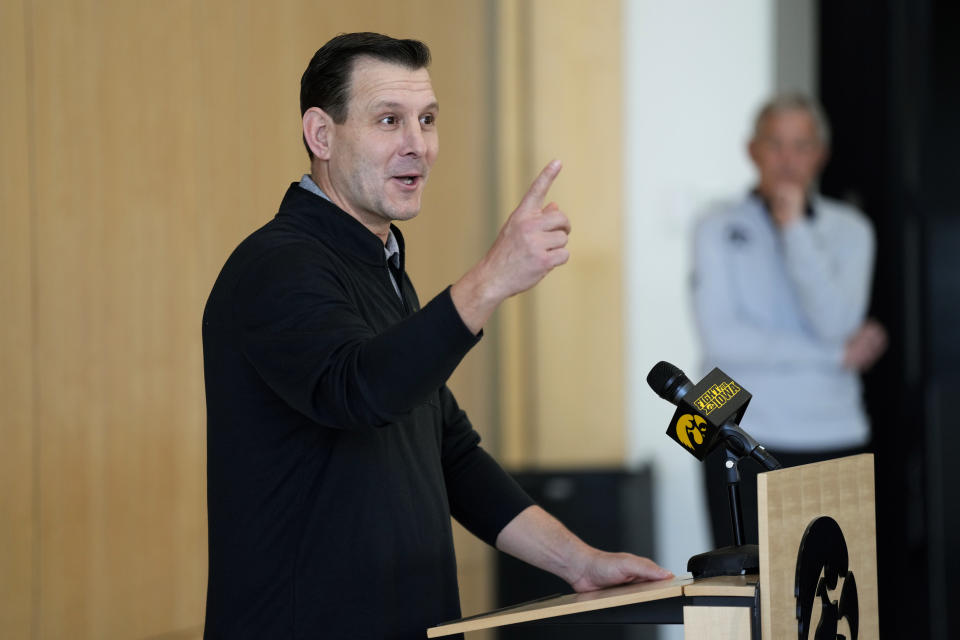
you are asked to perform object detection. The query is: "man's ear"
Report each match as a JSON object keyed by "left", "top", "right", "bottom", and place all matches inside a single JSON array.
[
  {"left": 303, "top": 107, "right": 333, "bottom": 160},
  {"left": 747, "top": 137, "right": 760, "bottom": 167},
  {"left": 815, "top": 144, "right": 830, "bottom": 174}
]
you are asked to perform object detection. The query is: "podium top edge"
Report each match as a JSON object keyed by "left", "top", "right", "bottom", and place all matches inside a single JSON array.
[
  {"left": 762, "top": 452, "right": 874, "bottom": 474},
  {"left": 427, "top": 575, "right": 692, "bottom": 637}
]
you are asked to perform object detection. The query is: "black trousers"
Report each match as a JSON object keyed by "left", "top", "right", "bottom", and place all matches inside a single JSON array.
[{"left": 703, "top": 443, "right": 870, "bottom": 548}]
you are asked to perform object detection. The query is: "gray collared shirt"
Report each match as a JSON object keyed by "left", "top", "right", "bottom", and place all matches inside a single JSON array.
[{"left": 298, "top": 174, "right": 402, "bottom": 298}]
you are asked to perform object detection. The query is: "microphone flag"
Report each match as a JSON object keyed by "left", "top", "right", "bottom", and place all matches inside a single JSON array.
[{"left": 666, "top": 367, "right": 752, "bottom": 461}]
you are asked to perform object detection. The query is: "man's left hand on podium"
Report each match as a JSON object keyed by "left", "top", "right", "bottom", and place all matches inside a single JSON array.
[
  {"left": 495, "top": 505, "right": 673, "bottom": 593},
  {"left": 568, "top": 549, "right": 674, "bottom": 593}
]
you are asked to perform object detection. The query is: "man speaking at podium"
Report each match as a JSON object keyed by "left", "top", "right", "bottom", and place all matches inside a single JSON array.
[{"left": 202, "top": 32, "right": 670, "bottom": 639}]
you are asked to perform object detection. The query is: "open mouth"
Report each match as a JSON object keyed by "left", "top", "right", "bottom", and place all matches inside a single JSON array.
[{"left": 393, "top": 175, "right": 422, "bottom": 188}]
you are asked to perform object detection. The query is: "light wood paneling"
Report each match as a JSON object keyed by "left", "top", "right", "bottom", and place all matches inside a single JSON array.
[
  {"left": 493, "top": 0, "right": 535, "bottom": 467},
  {"left": 758, "top": 454, "right": 879, "bottom": 640},
  {"left": 683, "top": 605, "right": 752, "bottom": 639},
  {"left": 0, "top": 1, "right": 36, "bottom": 637},
  {"left": 29, "top": 2, "right": 206, "bottom": 636},
  {"left": 5, "top": 2, "right": 499, "bottom": 638},
  {"left": 528, "top": 0, "right": 624, "bottom": 466},
  {"left": 495, "top": 0, "right": 624, "bottom": 467}
]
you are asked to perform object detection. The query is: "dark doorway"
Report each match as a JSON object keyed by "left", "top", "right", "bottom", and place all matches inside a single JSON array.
[{"left": 819, "top": 1, "right": 960, "bottom": 637}]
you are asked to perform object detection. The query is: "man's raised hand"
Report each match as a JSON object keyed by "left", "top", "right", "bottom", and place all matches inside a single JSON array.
[
  {"left": 486, "top": 160, "right": 571, "bottom": 297},
  {"left": 451, "top": 160, "right": 571, "bottom": 334}
]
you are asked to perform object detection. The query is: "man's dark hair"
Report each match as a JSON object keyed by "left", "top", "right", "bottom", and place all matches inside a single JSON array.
[{"left": 300, "top": 32, "right": 432, "bottom": 158}]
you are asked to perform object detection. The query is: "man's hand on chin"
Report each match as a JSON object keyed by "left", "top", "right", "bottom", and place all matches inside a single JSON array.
[{"left": 768, "top": 182, "right": 806, "bottom": 228}]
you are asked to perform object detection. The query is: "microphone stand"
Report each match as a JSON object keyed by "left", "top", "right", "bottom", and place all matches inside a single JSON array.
[{"left": 686, "top": 445, "right": 760, "bottom": 578}]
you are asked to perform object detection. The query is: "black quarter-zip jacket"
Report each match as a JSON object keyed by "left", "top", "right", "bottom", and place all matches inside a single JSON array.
[{"left": 202, "top": 185, "right": 533, "bottom": 639}]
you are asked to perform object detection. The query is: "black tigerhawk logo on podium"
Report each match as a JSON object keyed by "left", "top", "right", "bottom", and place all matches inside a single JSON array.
[{"left": 795, "top": 516, "right": 859, "bottom": 640}]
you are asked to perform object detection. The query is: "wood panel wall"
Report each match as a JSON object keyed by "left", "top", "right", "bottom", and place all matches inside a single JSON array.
[
  {"left": 1, "top": 1, "right": 624, "bottom": 637},
  {"left": 495, "top": 0, "right": 624, "bottom": 468},
  {"left": 2, "top": 1, "right": 496, "bottom": 637},
  {"left": 1, "top": 1, "right": 37, "bottom": 637}
]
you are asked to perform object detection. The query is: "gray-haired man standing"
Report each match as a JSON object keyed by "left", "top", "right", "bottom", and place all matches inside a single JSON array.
[{"left": 692, "top": 94, "right": 887, "bottom": 549}]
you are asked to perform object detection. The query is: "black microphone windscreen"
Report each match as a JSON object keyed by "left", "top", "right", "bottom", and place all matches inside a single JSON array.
[{"left": 647, "top": 361, "right": 688, "bottom": 402}]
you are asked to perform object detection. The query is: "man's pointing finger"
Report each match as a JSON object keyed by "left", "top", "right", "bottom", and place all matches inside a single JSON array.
[{"left": 519, "top": 159, "right": 562, "bottom": 210}]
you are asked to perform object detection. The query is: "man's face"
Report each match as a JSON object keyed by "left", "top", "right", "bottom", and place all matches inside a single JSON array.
[
  {"left": 748, "top": 109, "right": 826, "bottom": 196},
  {"left": 324, "top": 57, "right": 439, "bottom": 230}
]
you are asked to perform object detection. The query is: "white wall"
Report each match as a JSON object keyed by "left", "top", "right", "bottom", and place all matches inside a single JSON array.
[{"left": 622, "top": 2, "right": 774, "bottom": 635}]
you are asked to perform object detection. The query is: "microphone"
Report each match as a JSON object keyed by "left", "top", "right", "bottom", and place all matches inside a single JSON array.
[
  {"left": 646, "top": 361, "right": 780, "bottom": 471},
  {"left": 646, "top": 360, "right": 693, "bottom": 405}
]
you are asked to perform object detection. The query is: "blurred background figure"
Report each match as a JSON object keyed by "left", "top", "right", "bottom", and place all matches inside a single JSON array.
[{"left": 691, "top": 94, "right": 888, "bottom": 548}]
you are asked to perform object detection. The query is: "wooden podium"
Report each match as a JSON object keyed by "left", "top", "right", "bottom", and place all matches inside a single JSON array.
[{"left": 428, "top": 454, "right": 878, "bottom": 639}]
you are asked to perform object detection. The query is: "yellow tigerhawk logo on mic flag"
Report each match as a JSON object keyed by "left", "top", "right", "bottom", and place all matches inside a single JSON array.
[{"left": 676, "top": 414, "right": 708, "bottom": 450}]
